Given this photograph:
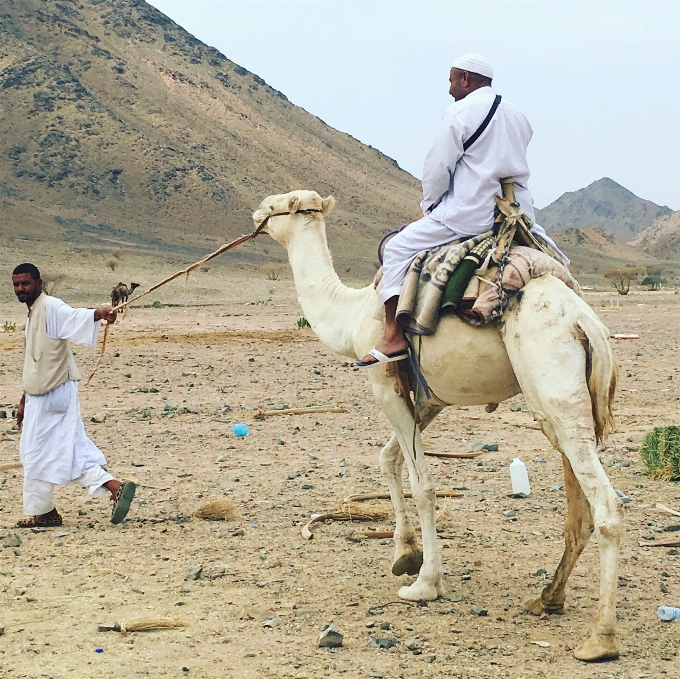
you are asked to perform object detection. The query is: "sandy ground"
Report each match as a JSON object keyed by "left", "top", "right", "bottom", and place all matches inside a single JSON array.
[{"left": 0, "top": 258, "right": 679, "bottom": 679}]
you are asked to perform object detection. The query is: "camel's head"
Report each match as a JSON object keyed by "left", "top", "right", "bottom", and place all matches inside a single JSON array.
[{"left": 253, "top": 190, "right": 335, "bottom": 246}]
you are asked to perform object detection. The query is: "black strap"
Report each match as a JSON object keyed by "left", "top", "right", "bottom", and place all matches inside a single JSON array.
[{"left": 463, "top": 94, "right": 501, "bottom": 151}]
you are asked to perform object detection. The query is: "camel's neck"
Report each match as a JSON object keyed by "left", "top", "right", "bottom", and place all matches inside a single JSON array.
[{"left": 286, "top": 219, "right": 373, "bottom": 358}]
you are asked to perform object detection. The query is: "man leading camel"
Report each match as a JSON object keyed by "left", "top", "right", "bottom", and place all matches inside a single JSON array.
[
  {"left": 358, "top": 53, "right": 565, "bottom": 367},
  {"left": 12, "top": 263, "right": 136, "bottom": 527}
]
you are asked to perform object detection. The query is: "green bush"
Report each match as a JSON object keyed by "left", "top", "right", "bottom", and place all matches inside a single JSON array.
[
  {"left": 640, "top": 426, "right": 680, "bottom": 480},
  {"left": 296, "top": 317, "right": 310, "bottom": 328}
]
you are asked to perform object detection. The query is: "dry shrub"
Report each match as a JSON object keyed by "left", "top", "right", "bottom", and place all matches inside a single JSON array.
[
  {"left": 121, "top": 617, "right": 186, "bottom": 633},
  {"left": 110, "top": 249, "right": 124, "bottom": 260},
  {"left": 260, "top": 263, "right": 282, "bottom": 281},
  {"left": 436, "top": 501, "right": 456, "bottom": 532},
  {"left": 194, "top": 498, "right": 236, "bottom": 520},
  {"left": 199, "top": 266, "right": 210, "bottom": 273},
  {"left": 106, "top": 260, "right": 117, "bottom": 272},
  {"left": 603, "top": 266, "right": 645, "bottom": 295},
  {"left": 41, "top": 272, "right": 68, "bottom": 295}
]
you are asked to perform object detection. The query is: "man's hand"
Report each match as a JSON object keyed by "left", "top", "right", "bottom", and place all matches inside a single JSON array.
[
  {"left": 94, "top": 305, "right": 117, "bottom": 324},
  {"left": 17, "top": 393, "right": 25, "bottom": 430},
  {"left": 373, "top": 267, "right": 384, "bottom": 289}
]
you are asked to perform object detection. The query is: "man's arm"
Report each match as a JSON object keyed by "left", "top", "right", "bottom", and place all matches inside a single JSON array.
[
  {"left": 16, "top": 393, "right": 25, "bottom": 430},
  {"left": 47, "top": 298, "right": 116, "bottom": 347},
  {"left": 420, "top": 110, "right": 465, "bottom": 214}
]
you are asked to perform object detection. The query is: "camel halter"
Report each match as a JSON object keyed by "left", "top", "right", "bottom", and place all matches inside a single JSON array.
[{"left": 84, "top": 206, "right": 323, "bottom": 386}]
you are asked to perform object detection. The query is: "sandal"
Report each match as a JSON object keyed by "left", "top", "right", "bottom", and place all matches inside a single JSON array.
[
  {"left": 111, "top": 481, "right": 136, "bottom": 525},
  {"left": 17, "top": 511, "right": 63, "bottom": 528},
  {"left": 356, "top": 347, "right": 410, "bottom": 368}
]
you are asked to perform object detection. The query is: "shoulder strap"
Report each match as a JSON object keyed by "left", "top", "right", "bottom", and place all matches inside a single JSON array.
[{"left": 463, "top": 94, "right": 501, "bottom": 151}]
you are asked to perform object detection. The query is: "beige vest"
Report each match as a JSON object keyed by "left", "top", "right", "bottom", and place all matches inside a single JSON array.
[{"left": 22, "top": 293, "right": 81, "bottom": 396}]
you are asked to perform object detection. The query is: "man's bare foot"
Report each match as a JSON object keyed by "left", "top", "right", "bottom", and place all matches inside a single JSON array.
[{"left": 103, "top": 479, "right": 123, "bottom": 499}]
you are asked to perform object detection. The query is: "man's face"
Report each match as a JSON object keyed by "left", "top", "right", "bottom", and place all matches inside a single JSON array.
[
  {"left": 448, "top": 68, "right": 468, "bottom": 101},
  {"left": 12, "top": 273, "right": 41, "bottom": 305}
]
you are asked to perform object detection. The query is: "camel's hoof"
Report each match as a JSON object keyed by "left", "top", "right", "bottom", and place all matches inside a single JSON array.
[
  {"left": 398, "top": 579, "right": 439, "bottom": 602},
  {"left": 392, "top": 550, "right": 423, "bottom": 576},
  {"left": 574, "top": 634, "right": 620, "bottom": 662},
  {"left": 524, "top": 597, "right": 564, "bottom": 616}
]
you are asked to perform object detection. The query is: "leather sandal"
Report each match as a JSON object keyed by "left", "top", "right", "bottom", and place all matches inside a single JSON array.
[
  {"left": 16, "top": 511, "right": 63, "bottom": 528},
  {"left": 111, "top": 481, "right": 136, "bottom": 525}
]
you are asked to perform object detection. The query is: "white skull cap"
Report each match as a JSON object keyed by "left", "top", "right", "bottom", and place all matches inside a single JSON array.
[{"left": 452, "top": 53, "right": 493, "bottom": 79}]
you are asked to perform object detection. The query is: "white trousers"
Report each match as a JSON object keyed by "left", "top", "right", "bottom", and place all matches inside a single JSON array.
[
  {"left": 379, "top": 215, "right": 460, "bottom": 303},
  {"left": 378, "top": 215, "right": 571, "bottom": 304},
  {"left": 23, "top": 465, "right": 114, "bottom": 515}
]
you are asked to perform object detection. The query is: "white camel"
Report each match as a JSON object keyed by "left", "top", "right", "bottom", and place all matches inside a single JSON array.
[{"left": 253, "top": 189, "right": 623, "bottom": 662}]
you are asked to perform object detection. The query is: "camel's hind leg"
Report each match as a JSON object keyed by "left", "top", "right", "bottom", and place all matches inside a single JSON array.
[
  {"left": 381, "top": 404, "right": 443, "bottom": 576},
  {"left": 503, "top": 279, "right": 621, "bottom": 662},
  {"left": 525, "top": 454, "right": 593, "bottom": 615}
]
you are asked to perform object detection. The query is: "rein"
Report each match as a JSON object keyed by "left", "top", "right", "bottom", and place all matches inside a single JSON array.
[{"left": 83, "top": 207, "right": 322, "bottom": 386}]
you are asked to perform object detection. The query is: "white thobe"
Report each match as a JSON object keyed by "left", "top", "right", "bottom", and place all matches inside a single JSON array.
[
  {"left": 20, "top": 296, "right": 113, "bottom": 514},
  {"left": 380, "top": 86, "right": 567, "bottom": 303}
]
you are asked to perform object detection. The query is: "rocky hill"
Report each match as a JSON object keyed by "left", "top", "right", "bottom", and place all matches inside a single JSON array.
[
  {"left": 628, "top": 210, "right": 680, "bottom": 260},
  {"left": 535, "top": 178, "right": 672, "bottom": 242},
  {"left": 0, "top": 0, "right": 421, "bottom": 275}
]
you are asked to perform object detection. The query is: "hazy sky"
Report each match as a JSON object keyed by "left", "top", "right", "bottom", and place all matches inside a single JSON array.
[{"left": 148, "top": 1, "right": 680, "bottom": 210}]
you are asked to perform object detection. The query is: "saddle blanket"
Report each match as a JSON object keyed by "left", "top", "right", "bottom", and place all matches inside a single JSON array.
[{"left": 395, "top": 238, "right": 580, "bottom": 335}]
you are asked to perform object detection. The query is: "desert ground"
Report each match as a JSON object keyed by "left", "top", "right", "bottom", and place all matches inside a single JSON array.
[{"left": 0, "top": 245, "right": 678, "bottom": 679}]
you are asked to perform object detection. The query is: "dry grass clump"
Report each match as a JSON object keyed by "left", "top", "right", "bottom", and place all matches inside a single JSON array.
[
  {"left": 260, "top": 263, "right": 283, "bottom": 280},
  {"left": 122, "top": 617, "right": 186, "bottom": 633},
  {"left": 193, "top": 498, "right": 236, "bottom": 520},
  {"left": 436, "top": 501, "right": 456, "bottom": 532},
  {"left": 42, "top": 272, "right": 68, "bottom": 295},
  {"left": 640, "top": 425, "right": 680, "bottom": 480}
]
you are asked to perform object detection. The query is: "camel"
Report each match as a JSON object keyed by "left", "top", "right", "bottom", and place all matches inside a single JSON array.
[
  {"left": 111, "top": 282, "right": 140, "bottom": 308},
  {"left": 253, "top": 189, "right": 623, "bottom": 662}
]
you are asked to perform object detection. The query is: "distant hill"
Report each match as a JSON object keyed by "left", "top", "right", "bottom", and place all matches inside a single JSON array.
[
  {"left": 549, "top": 227, "right": 650, "bottom": 276},
  {"left": 629, "top": 210, "right": 680, "bottom": 260},
  {"left": 0, "top": 0, "right": 421, "bottom": 274},
  {"left": 535, "top": 178, "right": 672, "bottom": 242}
]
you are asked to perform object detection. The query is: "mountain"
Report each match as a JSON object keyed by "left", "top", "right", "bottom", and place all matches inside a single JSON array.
[
  {"left": 0, "top": 0, "right": 421, "bottom": 274},
  {"left": 628, "top": 210, "right": 680, "bottom": 260},
  {"left": 535, "top": 178, "right": 672, "bottom": 242}
]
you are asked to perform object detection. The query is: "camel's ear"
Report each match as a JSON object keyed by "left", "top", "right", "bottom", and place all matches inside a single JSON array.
[
  {"left": 288, "top": 195, "right": 300, "bottom": 214},
  {"left": 321, "top": 196, "right": 335, "bottom": 215}
]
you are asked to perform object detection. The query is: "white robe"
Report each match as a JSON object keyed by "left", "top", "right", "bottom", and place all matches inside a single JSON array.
[
  {"left": 380, "top": 86, "right": 567, "bottom": 302},
  {"left": 20, "top": 296, "right": 107, "bottom": 486}
]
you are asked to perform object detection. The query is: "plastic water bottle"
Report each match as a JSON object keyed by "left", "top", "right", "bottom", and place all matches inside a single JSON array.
[
  {"left": 231, "top": 422, "right": 249, "bottom": 437},
  {"left": 509, "top": 457, "right": 531, "bottom": 496},
  {"left": 658, "top": 606, "right": 680, "bottom": 621}
]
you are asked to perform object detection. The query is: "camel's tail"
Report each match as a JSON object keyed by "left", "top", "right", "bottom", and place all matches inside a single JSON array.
[{"left": 577, "top": 312, "right": 618, "bottom": 445}]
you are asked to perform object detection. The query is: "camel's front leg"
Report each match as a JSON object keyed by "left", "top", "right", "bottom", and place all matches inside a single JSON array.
[
  {"left": 380, "top": 405, "right": 443, "bottom": 577},
  {"left": 371, "top": 378, "right": 444, "bottom": 601},
  {"left": 380, "top": 434, "right": 422, "bottom": 576},
  {"left": 525, "top": 454, "right": 594, "bottom": 616}
]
